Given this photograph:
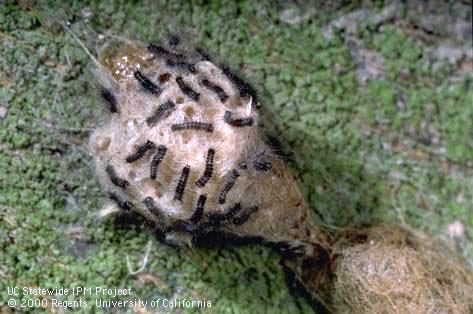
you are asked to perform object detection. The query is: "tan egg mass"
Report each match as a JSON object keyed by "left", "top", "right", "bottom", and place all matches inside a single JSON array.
[{"left": 89, "top": 39, "right": 328, "bottom": 253}]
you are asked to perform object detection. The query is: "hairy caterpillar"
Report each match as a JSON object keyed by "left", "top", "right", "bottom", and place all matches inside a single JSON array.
[
  {"left": 171, "top": 122, "right": 214, "bottom": 133},
  {"left": 202, "top": 79, "right": 228, "bottom": 103},
  {"left": 189, "top": 194, "right": 207, "bottom": 223},
  {"left": 222, "top": 67, "right": 257, "bottom": 101},
  {"left": 105, "top": 165, "right": 129, "bottom": 189},
  {"left": 125, "top": 140, "right": 155, "bottom": 163},
  {"left": 150, "top": 145, "right": 167, "bottom": 179},
  {"left": 134, "top": 71, "right": 161, "bottom": 95},
  {"left": 146, "top": 100, "right": 176, "bottom": 127},
  {"left": 174, "top": 166, "right": 190, "bottom": 201},
  {"left": 176, "top": 77, "right": 200, "bottom": 101},
  {"left": 195, "top": 148, "right": 215, "bottom": 187},
  {"left": 223, "top": 111, "right": 254, "bottom": 127},
  {"left": 218, "top": 169, "right": 240, "bottom": 204}
]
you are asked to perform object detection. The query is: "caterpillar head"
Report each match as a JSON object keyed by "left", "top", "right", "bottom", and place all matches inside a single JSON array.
[{"left": 89, "top": 37, "right": 324, "bottom": 250}]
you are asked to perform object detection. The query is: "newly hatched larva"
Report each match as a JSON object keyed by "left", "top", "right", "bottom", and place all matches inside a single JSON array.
[
  {"left": 176, "top": 77, "right": 200, "bottom": 101},
  {"left": 134, "top": 71, "right": 161, "bottom": 95},
  {"left": 105, "top": 165, "right": 129, "bottom": 189},
  {"left": 202, "top": 79, "right": 228, "bottom": 103},
  {"left": 126, "top": 140, "right": 155, "bottom": 163},
  {"left": 195, "top": 148, "right": 215, "bottom": 188},
  {"left": 218, "top": 169, "right": 240, "bottom": 204},
  {"left": 146, "top": 100, "right": 176, "bottom": 127},
  {"left": 149, "top": 145, "right": 167, "bottom": 180},
  {"left": 189, "top": 194, "right": 207, "bottom": 223},
  {"left": 174, "top": 166, "right": 190, "bottom": 201},
  {"left": 224, "top": 111, "right": 254, "bottom": 127},
  {"left": 171, "top": 121, "right": 214, "bottom": 133},
  {"left": 222, "top": 67, "right": 257, "bottom": 101}
]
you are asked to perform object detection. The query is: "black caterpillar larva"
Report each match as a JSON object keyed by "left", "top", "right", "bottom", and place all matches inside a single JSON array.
[
  {"left": 100, "top": 87, "right": 117, "bottom": 113},
  {"left": 143, "top": 196, "right": 163, "bottom": 218},
  {"left": 171, "top": 121, "right": 214, "bottom": 133},
  {"left": 150, "top": 145, "right": 167, "bottom": 179},
  {"left": 109, "top": 192, "right": 132, "bottom": 211},
  {"left": 202, "top": 79, "right": 228, "bottom": 103},
  {"left": 134, "top": 71, "right": 161, "bottom": 95},
  {"left": 222, "top": 67, "right": 257, "bottom": 101},
  {"left": 148, "top": 44, "right": 185, "bottom": 60},
  {"left": 146, "top": 100, "right": 176, "bottom": 127},
  {"left": 207, "top": 202, "right": 241, "bottom": 224},
  {"left": 174, "top": 166, "right": 190, "bottom": 201},
  {"left": 189, "top": 194, "right": 207, "bottom": 223},
  {"left": 232, "top": 206, "right": 259, "bottom": 225},
  {"left": 166, "top": 59, "right": 197, "bottom": 73},
  {"left": 218, "top": 169, "right": 240, "bottom": 204},
  {"left": 223, "top": 111, "right": 254, "bottom": 127},
  {"left": 105, "top": 165, "right": 129, "bottom": 189},
  {"left": 176, "top": 77, "right": 200, "bottom": 101},
  {"left": 125, "top": 140, "right": 155, "bottom": 163},
  {"left": 196, "top": 148, "right": 215, "bottom": 187}
]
